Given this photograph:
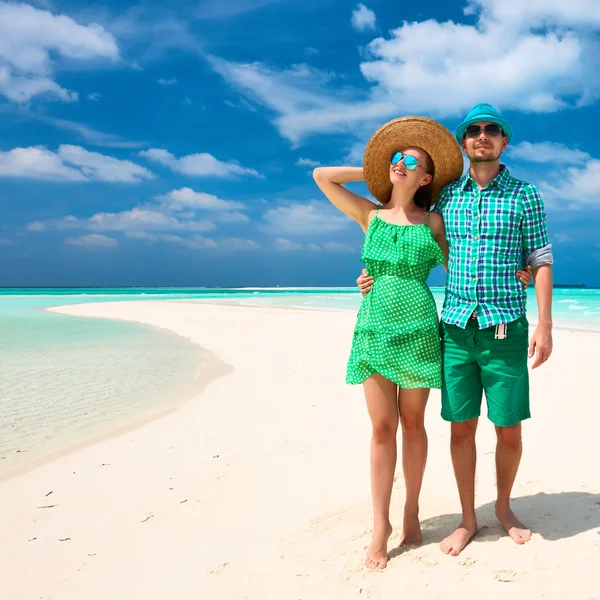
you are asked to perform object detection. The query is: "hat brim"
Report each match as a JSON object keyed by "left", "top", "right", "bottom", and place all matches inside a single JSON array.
[{"left": 363, "top": 116, "right": 464, "bottom": 205}]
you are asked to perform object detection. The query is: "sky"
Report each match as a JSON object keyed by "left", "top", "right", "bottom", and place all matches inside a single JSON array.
[{"left": 1, "top": 0, "right": 600, "bottom": 288}]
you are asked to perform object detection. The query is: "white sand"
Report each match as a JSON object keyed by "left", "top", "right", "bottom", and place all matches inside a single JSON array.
[{"left": 1, "top": 301, "right": 599, "bottom": 599}]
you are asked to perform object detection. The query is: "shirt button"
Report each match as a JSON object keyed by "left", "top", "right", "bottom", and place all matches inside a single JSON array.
[
  {"left": 474, "top": 216, "right": 479, "bottom": 220},
  {"left": 474, "top": 235, "right": 479, "bottom": 240},
  {"left": 471, "top": 277, "right": 476, "bottom": 282}
]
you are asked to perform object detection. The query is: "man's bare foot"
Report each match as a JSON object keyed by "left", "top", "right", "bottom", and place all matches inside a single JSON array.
[
  {"left": 399, "top": 507, "right": 422, "bottom": 547},
  {"left": 365, "top": 522, "right": 393, "bottom": 570},
  {"left": 439, "top": 520, "right": 478, "bottom": 556},
  {"left": 496, "top": 506, "right": 531, "bottom": 544}
]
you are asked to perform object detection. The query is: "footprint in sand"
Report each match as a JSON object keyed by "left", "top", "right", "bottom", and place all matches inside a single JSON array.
[{"left": 494, "top": 569, "right": 521, "bottom": 583}]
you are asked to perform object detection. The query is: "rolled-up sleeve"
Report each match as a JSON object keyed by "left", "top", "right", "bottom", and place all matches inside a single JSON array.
[
  {"left": 528, "top": 244, "right": 554, "bottom": 268},
  {"left": 522, "top": 185, "right": 550, "bottom": 265}
]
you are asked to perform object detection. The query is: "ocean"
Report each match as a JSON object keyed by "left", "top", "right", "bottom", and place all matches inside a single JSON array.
[{"left": 1, "top": 287, "right": 598, "bottom": 474}]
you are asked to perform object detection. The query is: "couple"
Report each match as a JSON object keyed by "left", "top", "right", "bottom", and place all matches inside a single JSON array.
[{"left": 313, "top": 103, "right": 553, "bottom": 570}]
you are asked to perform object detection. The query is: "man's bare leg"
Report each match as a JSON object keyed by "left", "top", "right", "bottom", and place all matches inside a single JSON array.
[
  {"left": 398, "top": 388, "right": 430, "bottom": 547},
  {"left": 495, "top": 423, "right": 531, "bottom": 544},
  {"left": 440, "top": 419, "right": 479, "bottom": 556},
  {"left": 363, "top": 374, "right": 399, "bottom": 570}
]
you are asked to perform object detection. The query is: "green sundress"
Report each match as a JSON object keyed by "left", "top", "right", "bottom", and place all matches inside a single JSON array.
[{"left": 346, "top": 209, "right": 444, "bottom": 389}]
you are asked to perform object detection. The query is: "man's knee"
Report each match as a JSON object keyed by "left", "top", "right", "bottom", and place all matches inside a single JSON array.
[
  {"left": 496, "top": 423, "right": 522, "bottom": 448},
  {"left": 450, "top": 419, "right": 478, "bottom": 445}
]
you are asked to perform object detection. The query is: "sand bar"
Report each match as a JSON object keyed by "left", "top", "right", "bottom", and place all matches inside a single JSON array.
[{"left": 0, "top": 300, "right": 599, "bottom": 599}]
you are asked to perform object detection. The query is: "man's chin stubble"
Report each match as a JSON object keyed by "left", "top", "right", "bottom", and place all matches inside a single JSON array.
[{"left": 470, "top": 154, "right": 500, "bottom": 163}]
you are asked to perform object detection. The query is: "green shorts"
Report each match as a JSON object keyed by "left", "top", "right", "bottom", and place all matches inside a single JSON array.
[{"left": 440, "top": 315, "right": 530, "bottom": 428}]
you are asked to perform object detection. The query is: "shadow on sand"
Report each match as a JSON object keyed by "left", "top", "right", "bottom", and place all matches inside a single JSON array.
[{"left": 388, "top": 491, "right": 600, "bottom": 559}]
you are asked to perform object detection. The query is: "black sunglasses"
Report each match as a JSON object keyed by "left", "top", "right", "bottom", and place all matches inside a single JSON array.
[{"left": 464, "top": 124, "right": 504, "bottom": 138}]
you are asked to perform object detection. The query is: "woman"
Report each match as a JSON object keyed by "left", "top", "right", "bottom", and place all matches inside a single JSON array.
[{"left": 313, "top": 117, "right": 529, "bottom": 570}]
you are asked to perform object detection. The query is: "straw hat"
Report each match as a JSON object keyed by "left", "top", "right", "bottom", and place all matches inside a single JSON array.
[{"left": 363, "top": 116, "right": 464, "bottom": 204}]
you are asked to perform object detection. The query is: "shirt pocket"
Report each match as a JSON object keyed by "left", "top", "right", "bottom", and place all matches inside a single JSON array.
[
  {"left": 444, "top": 204, "right": 470, "bottom": 239},
  {"left": 482, "top": 206, "right": 521, "bottom": 240}
]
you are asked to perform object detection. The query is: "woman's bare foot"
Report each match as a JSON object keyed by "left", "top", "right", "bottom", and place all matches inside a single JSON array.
[
  {"left": 399, "top": 507, "right": 422, "bottom": 547},
  {"left": 365, "top": 522, "right": 393, "bottom": 570},
  {"left": 439, "top": 519, "right": 478, "bottom": 556},
  {"left": 496, "top": 506, "right": 531, "bottom": 544}
]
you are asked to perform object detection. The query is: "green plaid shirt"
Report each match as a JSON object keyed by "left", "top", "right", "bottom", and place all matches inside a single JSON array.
[{"left": 433, "top": 165, "right": 549, "bottom": 329}]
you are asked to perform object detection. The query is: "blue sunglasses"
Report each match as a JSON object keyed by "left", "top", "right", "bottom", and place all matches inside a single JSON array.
[{"left": 390, "top": 151, "right": 422, "bottom": 170}]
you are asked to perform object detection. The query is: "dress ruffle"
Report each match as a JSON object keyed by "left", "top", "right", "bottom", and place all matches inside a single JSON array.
[{"left": 360, "top": 217, "right": 444, "bottom": 268}]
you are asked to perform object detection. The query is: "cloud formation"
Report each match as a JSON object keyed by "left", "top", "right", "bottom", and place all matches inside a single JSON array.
[
  {"left": 0, "top": 2, "right": 119, "bottom": 103},
  {"left": 140, "top": 148, "right": 261, "bottom": 178},
  {"left": 0, "top": 145, "right": 153, "bottom": 182},
  {"left": 351, "top": 4, "right": 376, "bottom": 32},
  {"left": 211, "top": 0, "right": 600, "bottom": 143}
]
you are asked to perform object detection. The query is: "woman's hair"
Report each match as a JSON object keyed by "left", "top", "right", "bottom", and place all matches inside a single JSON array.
[{"left": 413, "top": 149, "right": 435, "bottom": 211}]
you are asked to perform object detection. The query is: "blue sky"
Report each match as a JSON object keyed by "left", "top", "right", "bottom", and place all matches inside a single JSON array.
[{"left": 1, "top": 0, "right": 600, "bottom": 287}]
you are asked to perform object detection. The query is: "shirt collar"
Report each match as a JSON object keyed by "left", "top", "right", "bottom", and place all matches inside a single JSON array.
[{"left": 460, "top": 164, "right": 511, "bottom": 191}]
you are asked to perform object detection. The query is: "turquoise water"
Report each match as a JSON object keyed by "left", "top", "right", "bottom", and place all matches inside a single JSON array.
[
  {"left": 0, "top": 295, "right": 204, "bottom": 474},
  {"left": 1, "top": 286, "right": 598, "bottom": 474}
]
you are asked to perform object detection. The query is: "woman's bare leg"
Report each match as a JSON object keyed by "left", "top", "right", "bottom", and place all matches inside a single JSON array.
[
  {"left": 398, "top": 388, "right": 430, "bottom": 547},
  {"left": 362, "top": 373, "right": 399, "bottom": 570}
]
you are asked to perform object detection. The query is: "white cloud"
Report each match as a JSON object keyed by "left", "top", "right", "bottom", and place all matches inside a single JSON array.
[
  {"left": 322, "top": 241, "right": 354, "bottom": 253},
  {"left": 209, "top": 56, "right": 395, "bottom": 145},
  {"left": 262, "top": 200, "right": 352, "bottom": 235},
  {"left": 29, "top": 207, "right": 215, "bottom": 233},
  {"left": 64, "top": 234, "right": 119, "bottom": 249},
  {"left": 125, "top": 231, "right": 218, "bottom": 248},
  {"left": 540, "top": 159, "right": 600, "bottom": 207},
  {"left": 0, "top": 145, "right": 153, "bottom": 182},
  {"left": 351, "top": 4, "right": 376, "bottom": 32},
  {"left": 553, "top": 233, "right": 572, "bottom": 243},
  {"left": 213, "top": 211, "right": 250, "bottom": 223},
  {"left": 0, "top": 237, "right": 13, "bottom": 245},
  {"left": 58, "top": 145, "right": 153, "bottom": 182},
  {"left": 88, "top": 92, "right": 101, "bottom": 101},
  {"left": 345, "top": 142, "right": 366, "bottom": 165},
  {"left": 274, "top": 238, "right": 354, "bottom": 252},
  {"left": 125, "top": 231, "right": 259, "bottom": 252},
  {"left": 508, "top": 141, "right": 591, "bottom": 165},
  {"left": 0, "top": 147, "right": 86, "bottom": 181},
  {"left": 0, "top": 2, "right": 119, "bottom": 103},
  {"left": 43, "top": 116, "right": 147, "bottom": 149},
  {"left": 466, "top": 0, "right": 600, "bottom": 28},
  {"left": 210, "top": 1, "right": 600, "bottom": 143},
  {"left": 220, "top": 238, "right": 260, "bottom": 251},
  {"left": 360, "top": 22, "right": 586, "bottom": 116},
  {"left": 196, "top": 0, "right": 289, "bottom": 19},
  {"left": 158, "top": 188, "right": 246, "bottom": 212},
  {"left": 275, "top": 238, "right": 303, "bottom": 251},
  {"left": 296, "top": 157, "right": 321, "bottom": 167},
  {"left": 158, "top": 77, "right": 177, "bottom": 85},
  {"left": 140, "top": 148, "right": 261, "bottom": 179}
]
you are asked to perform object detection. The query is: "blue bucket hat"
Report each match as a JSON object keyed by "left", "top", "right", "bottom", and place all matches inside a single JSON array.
[{"left": 455, "top": 103, "right": 512, "bottom": 143}]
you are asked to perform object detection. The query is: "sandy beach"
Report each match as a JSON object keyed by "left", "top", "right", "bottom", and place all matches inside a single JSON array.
[{"left": 1, "top": 300, "right": 599, "bottom": 599}]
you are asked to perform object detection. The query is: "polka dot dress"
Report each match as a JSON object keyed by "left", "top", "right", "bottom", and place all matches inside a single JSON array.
[{"left": 346, "top": 211, "right": 444, "bottom": 389}]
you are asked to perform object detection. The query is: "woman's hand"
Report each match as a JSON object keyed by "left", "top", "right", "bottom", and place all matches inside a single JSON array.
[
  {"left": 357, "top": 268, "right": 374, "bottom": 295},
  {"left": 517, "top": 266, "right": 533, "bottom": 289},
  {"left": 313, "top": 167, "right": 374, "bottom": 230}
]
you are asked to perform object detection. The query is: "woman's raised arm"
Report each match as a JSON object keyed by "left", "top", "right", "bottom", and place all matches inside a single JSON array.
[{"left": 313, "top": 166, "right": 377, "bottom": 231}]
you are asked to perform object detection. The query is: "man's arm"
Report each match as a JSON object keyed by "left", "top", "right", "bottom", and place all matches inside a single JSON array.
[
  {"left": 530, "top": 264, "right": 553, "bottom": 369},
  {"left": 522, "top": 185, "right": 553, "bottom": 369}
]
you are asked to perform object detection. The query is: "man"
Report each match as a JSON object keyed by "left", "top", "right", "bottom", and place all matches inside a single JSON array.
[{"left": 357, "top": 103, "right": 553, "bottom": 556}]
